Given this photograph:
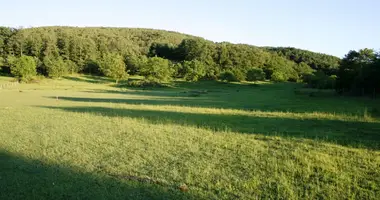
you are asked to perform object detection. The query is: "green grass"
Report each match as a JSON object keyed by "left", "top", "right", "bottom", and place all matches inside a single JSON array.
[{"left": 0, "top": 75, "right": 379, "bottom": 199}]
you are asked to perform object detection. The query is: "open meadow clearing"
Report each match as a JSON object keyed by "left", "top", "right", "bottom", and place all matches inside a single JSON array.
[{"left": 0, "top": 75, "right": 379, "bottom": 199}]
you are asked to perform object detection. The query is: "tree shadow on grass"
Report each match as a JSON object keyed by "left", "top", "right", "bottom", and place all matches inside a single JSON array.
[
  {"left": 40, "top": 106, "right": 380, "bottom": 150},
  {"left": 63, "top": 75, "right": 115, "bottom": 84},
  {"left": 51, "top": 94, "right": 380, "bottom": 118},
  {"left": 0, "top": 150, "right": 199, "bottom": 200}
]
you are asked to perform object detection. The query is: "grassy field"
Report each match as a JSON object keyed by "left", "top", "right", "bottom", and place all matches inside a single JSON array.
[{"left": 0, "top": 75, "right": 379, "bottom": 199}]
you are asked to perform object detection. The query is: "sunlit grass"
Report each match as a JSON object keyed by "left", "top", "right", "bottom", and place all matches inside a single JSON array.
[{"left": 0, "top": 75, "right": 379, "bottom": 199}]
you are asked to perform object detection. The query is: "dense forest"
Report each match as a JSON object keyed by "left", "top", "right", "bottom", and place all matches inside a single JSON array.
[{"left": 0, "top": 26, "right": 379, "bottom": 96}]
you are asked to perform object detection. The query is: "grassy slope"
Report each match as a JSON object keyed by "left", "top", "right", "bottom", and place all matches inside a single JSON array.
[{"left": 0, "top": 75, "right": 379, "bottom": 199}]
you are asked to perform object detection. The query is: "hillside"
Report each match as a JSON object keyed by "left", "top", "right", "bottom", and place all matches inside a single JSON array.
[{"left": 0, "top": 26, "right": 340, "bottom": 80}]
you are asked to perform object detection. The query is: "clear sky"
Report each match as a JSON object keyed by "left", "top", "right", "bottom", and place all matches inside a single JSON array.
[{"left": 1, "top": 0, "right": 379, "bottom": 57}]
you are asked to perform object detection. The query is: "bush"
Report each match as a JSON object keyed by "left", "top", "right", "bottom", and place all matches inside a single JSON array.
[
  {"left": 123, "top": 79, "right": 166, "bottom": 88},
  {"left": 246, "top": 68, "right": 265, "bottom": 82},
  {"left": 125, "top": 55, "right": 148, "bottom": 75},
  {"left": 232, "top": 69, "right": 246, "bottom": 81},
  {"left": 7, "top": 55, "right": 37, "bottom": 82},
  {"left": 65, "top": 60, "right": 79, "bottom": 74},
  {"left": 140, "top": 57, "right": 174, "bottom": 83},
  {"left": 82, "top": 59, "right": 101, "bottom": 75},
  {"left": 203, "top": 64, "right": 221, "bottom": 80},
  {"left": 43, "top": 56, "right": 69, "bottom": 78},
  {"left": 271, "top": 71, "right": 287, "bottom": 82},
  {"left": 182, "top": 60, "right": 206, "bottom": 81},
  {"left": 303, "top": 71, "right": 336, "bottom": 89},
  {"left": 219, "top": 71, "right": 238, "bottom": 82},
  {"left": 99, "top": 53, "right": 128, "bottom": 83},
  {"left": 294, "top": 62, "right": 314, "bottom": 79}
]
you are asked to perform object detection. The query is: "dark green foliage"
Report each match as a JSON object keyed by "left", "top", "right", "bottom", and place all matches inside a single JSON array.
[
  {"left": 0, "top": 27, "right": 16, "bottom": 58},
  {"left": 231, "top": 69, "right": 246, "bottom": 81},
  {"left": 219, "top": 71, "right": 238, "bottom": 82},
  {"left": 294, "top": 62, "right": 315, "bottom": 79},
  {"left": 123, "top": 79, "right": 166, "bottom": 88},
  {"left": 99, "top": 53, "right": 127, "bottom": 83},
  {"left": 43, "top": 56, "right": 69, "bottom": 78},
  {"left": 182, "top": 60, "right": 206, "bottom": 81},
  {"left": 148, "top": 43, "right": 178, "bottom": 60},
  {"left": 7, "top": 55, "right": 37, "bottom": 81},
  {"left": 246, "top": 68, "right": 266, "bottom": 82},
  {"left": 7, "top": 26, "right": 379, "bottom": 94},
  {"left": 64, "top": 59, "right": 79, "bottom": 74},
  {"left": 303, "top": 71, "right": 337, "bottom": 89},
  {"left": 336, "top": 49, "right": 380, "bottom": 96},
  {"left": 82, "top": 59, "right": 101, "bottom": 75},
  {"left": 176, "top": 38, "right": 213, "bottom": 62},
  {"left": 140, "top": 57, "right": 173, "bottom": 83},
  {"left": 125, "top": 55, "right": 148, "bottom": 75},
  {"left": 264, "top": 47, "right": 340, "bottom": 75}
]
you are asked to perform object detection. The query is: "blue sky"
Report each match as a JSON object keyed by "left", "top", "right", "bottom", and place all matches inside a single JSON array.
[{"left": 1, "top": 0, "right": 379, "bottom": 57}]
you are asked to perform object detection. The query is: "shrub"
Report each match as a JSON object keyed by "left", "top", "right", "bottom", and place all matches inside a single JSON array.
[
  {"left": 65, "top": 60, "right": 79, "bottom": 74},
  {"left": 246, "top": 68, "right": 265, "bottom": 82},
  {"left": 124, "top": 79, "right": 165, "bottom": 88},
  {"left": 43, "top": 56, "right": 69, "bottom": 78},
  {"left": 232, "top": 69, "right": 246, "bottom": 81},
  {"left": 182, "top": 60, "right": 206, "bottom": 81},
  {"left": 219, "top": 71, "right": 238, "bottom": 82},
  {"left": 82, "top": 59, "right": 101, "bottom": 75},
  {"left": 125, "top": 55, "right": 148, "bottom": 75},
  {"left": 7, "top": 55, "right": 37, "bottom": 82},
  {"left": 140, "top": 57, "right": 174, "bottom": 83},
  {"left": 271, "top": 71, "right": 287, "bottom": 82},
  {"left": 303, "top": 71, "right": 337, "bottom": 89},
  {"left": 99, "top": 53, "right": 128, "bottom": 83}
]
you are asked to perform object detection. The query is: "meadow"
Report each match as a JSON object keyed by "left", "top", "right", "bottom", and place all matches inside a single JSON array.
[{"left": 0, "top": 75, "right": 379, "bottom": 199}]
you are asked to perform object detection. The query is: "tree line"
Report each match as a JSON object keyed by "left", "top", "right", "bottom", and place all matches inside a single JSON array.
[{"left": 0, "top": 26, "right": 378, "bottom": 96}]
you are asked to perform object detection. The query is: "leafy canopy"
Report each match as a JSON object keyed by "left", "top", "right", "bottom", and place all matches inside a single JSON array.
[
  {"left": 7, "top": 55, "right": 37, "bottom": 81},
  {"left": 99, "top": 53, "right": 127, "bottom": 83}
]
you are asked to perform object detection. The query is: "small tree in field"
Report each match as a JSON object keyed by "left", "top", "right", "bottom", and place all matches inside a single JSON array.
[
  {"left": 271, "top": 71, "right": 287, "bottom": 82},
  {"left": 43, "top": 56, "right": 69, "bottom": 78},
  {"left": 140, "top": 57, "right": 173, "bottom": 83},
  {"left": 99, "top": 53, "right": 127, "bottom": 83},
  {"left": 246, "top": 68, "right": 265, "bottom": 82},
  {"left": 8, "top": 55, "right": 37, "bottom": 82},
  {"left": 182, "top": 60, "right": 206, "bottom": 81},
  {"left": 219, "top": 70, "right": 238, "bottom": 82}
]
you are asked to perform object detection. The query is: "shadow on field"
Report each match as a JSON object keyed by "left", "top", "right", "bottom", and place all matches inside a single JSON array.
[
  {"left": 63, "top": 75, "right": 114, "bottom": 84},
  {"left": 0, "top": 150, "right": 198, "bottom": 200},
  {"left": 40, "top": 106, "right": 380, "bottom": 150}
]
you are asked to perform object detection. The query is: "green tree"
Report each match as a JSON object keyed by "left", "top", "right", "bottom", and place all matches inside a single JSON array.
[
  {"left": 99, "top": 53, "right": 127, "bottom": 83},
  {"left": 7, "top": 55, "right": 37, "bottom": 81},
  {"left": 182, "top": 60, "right": 206, "bottom": 81},
  {"left": 125, "top": 54, "right": 148, "bottom": 75},
  {"left": 294, "top": 62, "right": 314, "bottom": 79},
  {"left": 336, "top": 48, "right": 379, "bottom": 95},
  {"left": 64, "top": 59, "right": 79, "bottom": 74},
  {"left": 264, "top": 47, "right": 340, "bottom": 75},
  {"left": 140, "top": 57, "right": 173, "bottom": 83},
  {"left": 219, "top": 71, "right": 238, "bottom": 82},
  {"left": 231, "top": 69, "right": 246, "bottom": 81},
  {"left": 43, "top": 56, "right": 69, "bottom": 78},
  {"left": 271, "top": 71, "right": 286, "bottom": 82},
  {"left": 246, "top": 68, "right": 266, "bottom": 82}
]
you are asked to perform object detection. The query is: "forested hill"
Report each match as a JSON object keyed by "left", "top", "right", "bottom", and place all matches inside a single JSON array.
[
  {"left": 1, "top": 26, "right": 342, "bottom": 83},
  {"left": 1, "top": 26, "right": 199, "bottom": 58},
  {"left": 263, "top": 47, "right": 341, "bottom": 74}
]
